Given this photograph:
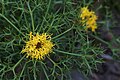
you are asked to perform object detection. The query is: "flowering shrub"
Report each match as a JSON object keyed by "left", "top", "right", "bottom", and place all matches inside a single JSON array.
[{"left": 0, "top": 0, "right": 117, "bottom": 80}]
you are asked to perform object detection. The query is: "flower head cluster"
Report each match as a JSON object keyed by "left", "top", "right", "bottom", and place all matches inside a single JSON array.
[
  {"left": 21, "top": 32, "right": 54, "bottom": 60},
  {"left": 80, "top": 7, "right": 97, "bottom": 32}
]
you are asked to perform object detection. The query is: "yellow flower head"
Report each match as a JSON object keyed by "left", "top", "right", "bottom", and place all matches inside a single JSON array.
[
  {"left": 80, "top": 7, "right": 98, "bottom": 32},
  {"left": 21, "top": 32, "right": 54, "bottom": 60}
]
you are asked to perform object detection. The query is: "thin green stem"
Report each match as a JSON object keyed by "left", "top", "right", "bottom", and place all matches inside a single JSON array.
[
  {"left": 47, "top": 57, "right": 63, "bottom": 80},
  {"left": 83, "top": 0, "right": 86, "bottom": 6},
  {"left": 90, "top": 34, "right": 109, "bottom": 45},
  {"left": 2, "top": 0, "right": 5, "bottom": 14},
  {"left": 13, "top": 69, "right": 16, "bottom": 77},
  {"left": 27, "top": 2, "right": 35, "bottom": 32},
  {"left": 46, "top": 16, "right": 55, "bottom": 33},
  {"left": 39, "top": 0, "right": 51, "bottom": 32},
  {"left": 41, "top": 62, "right": 50, "bottom": 80},
  {"left": 83, "top": 57, "right": 92, "bottom": 74},
  {"left": 54, "top": 49, "right": 82, "bottom": 57},
  {"left": 47, "top": 56, "right": 58, "bottom": 66},
  {"left": 52, "top": 27, "right": 73, "bottom": 40},
  {"left": 12, "top": 55, "right": 25, "bottom": 69},
  {"left": 0, "top": 13, "right": 25, "bottom": 37},
  {"left": 33, "top": 60, "right": 37, "bottom": 80},
  {"left": 18, "top": 60, "right": 31, "bottom": 80}
]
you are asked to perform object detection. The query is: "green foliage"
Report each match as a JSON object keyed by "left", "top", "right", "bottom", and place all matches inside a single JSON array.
[{"left": 0, "top": 0, "right": 119, "bottom": 80}]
